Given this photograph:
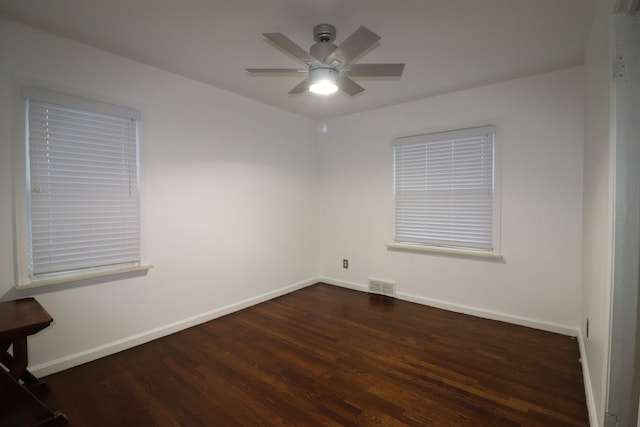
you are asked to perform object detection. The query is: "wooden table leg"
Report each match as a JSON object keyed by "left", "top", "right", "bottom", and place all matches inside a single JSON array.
[
  {"left": 0, "top": 349, "right": 51, "bottom": 396},
  {"left": 9, "top": 337, "right": 28, "bottom": 379},
  {"left": 0, "top": 368, "right": 68, "bottom": 426},
  {"left": 0, "top": 298, "right": 66, "bottom": 425}
]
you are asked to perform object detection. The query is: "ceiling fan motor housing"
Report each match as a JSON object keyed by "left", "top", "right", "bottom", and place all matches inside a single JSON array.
[
  {"left": 313, "top": 24, "right": 336, "bottom": 43},
  {"left": 311, "top": 24, "right": 337, "bottom": 62}
]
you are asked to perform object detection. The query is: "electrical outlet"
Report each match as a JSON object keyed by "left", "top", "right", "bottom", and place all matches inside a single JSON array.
[{"left": 343, "top": 259, "right": 348, "bottom": 269}]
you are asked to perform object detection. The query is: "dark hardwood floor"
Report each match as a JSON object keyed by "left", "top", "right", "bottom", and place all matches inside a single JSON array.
[{"left": 2, "top": 283, "right": 589, "bottom": 426}]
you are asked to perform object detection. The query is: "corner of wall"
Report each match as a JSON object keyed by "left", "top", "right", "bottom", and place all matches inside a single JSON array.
[{"left": 578, "top": 329, "right": 601, "bottom": 427}]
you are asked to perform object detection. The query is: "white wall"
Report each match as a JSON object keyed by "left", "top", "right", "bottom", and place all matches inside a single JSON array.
[
  {"left": 317, "top": 67, "right": 585, "bottom": 332},
  {"left": 0, "top": 18, "right": 319, "bottom": 373},
  {"left": 581, "top": 0, "right": 616, "bottom": 424}
]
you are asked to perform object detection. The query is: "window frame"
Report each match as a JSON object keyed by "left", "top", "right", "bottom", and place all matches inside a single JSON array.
[
  {"left": 14, "top": 87, "right": 151, "bottom": 289},
  {"left": 388, "top": 125, "right": 502, "bottom": 259}
]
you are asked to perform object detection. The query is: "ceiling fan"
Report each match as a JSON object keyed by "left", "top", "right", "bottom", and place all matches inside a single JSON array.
[{"left": 245, "top": 24, "right": 405, "bottom": 96}]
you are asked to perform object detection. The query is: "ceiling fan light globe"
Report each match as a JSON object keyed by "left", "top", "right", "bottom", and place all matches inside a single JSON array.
[
  {"left": 309, "top": 80, "right": 339, "bottom": 95},
  {"left": 308, "top": 67, "right": 339, "bottom": 95}
]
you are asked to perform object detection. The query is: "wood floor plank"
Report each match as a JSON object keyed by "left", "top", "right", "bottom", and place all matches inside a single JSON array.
[{"left": 1, "top": 283, "right": 589, "bottom": 426}]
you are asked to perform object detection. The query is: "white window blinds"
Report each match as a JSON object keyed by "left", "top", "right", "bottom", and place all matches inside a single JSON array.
[
  {"left": 25, "top": 89, "right": 141, "bottom": 276},
  {"left": 393, "top": 126, "right": 495, "bottom": 251}
]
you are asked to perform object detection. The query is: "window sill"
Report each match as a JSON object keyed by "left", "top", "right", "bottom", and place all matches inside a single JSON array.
[
  {"left": 16, "top": 264, "right": 153, "bottom": 290},
  {"left": 387, "top": 243, "right": 503, "bottom": 260}
]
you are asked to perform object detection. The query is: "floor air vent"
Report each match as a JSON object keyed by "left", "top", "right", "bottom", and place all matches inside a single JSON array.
[{"left": 368, "top": 278, "right": 396, "bottom": 298}]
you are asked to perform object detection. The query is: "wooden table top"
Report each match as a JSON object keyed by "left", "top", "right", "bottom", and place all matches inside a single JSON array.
[{"left": 0, "top": 298, "right": 53, "bottom": 343}]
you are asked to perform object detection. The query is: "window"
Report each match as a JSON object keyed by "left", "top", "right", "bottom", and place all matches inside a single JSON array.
[
  {"left": 392, "top": 125, "right": 499, "bottom": 256},
  {"left": 21, "top": 88, "right": 145, "bottom": 285}
]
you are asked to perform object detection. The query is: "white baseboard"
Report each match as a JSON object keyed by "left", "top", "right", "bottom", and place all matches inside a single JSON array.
[
  {"left": 577, "top": 331, "right": 599, "bottom": 427},
  {"left": 30, "top": 277, "right": 320, "bottom": 377},
  {"left": 321, "top": 277, "right": 369, "bottom": 293},
  {"left": 320, "top": 276, "right": 578, "bottom": 336}
]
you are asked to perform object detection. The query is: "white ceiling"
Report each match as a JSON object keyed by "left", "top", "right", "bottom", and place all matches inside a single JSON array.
[{"left": 0, "top": 0, "right": 594, "bottom": 120}]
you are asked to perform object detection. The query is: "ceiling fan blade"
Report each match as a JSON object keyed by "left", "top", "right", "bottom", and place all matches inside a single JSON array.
[
  {"left": 263, "top": 33, "right": 321, "bottom": 66},
  {"left": 245, "top": 68, "right": 306, "bottom": 76},
  {"left": 348, "top": 63, "right": 405, "bottom": 77},
  {"left": 288, "top": 78, "right": 309, "bottom": 94},
  {"left": 324, "top": 26, "right": 381, "bottom": 66},
  {"left": 339, "top": 76, "right": 365, "bottom": 96}
]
